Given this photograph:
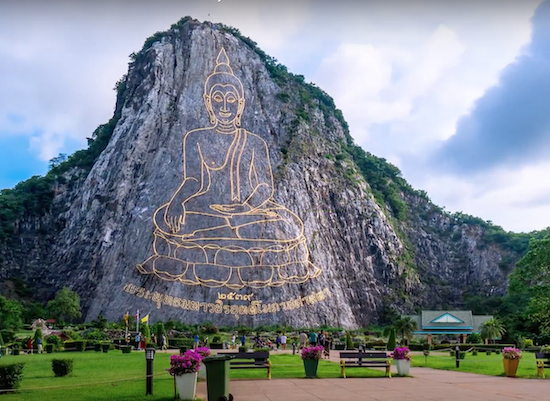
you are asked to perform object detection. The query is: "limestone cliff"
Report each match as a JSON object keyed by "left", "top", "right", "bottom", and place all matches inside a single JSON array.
[{"left": 0, "top": 18, "right": 523, "bottom": 327}]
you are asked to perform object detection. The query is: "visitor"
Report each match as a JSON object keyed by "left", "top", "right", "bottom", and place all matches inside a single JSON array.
[
  {"left": 194, "top": 334, "right": 199, "bottom": 349},
  {"left": 27, "top": 338, "right": 33, "bottom": 354},
  {"left": 37, "top": 336, "right": 43, "bottom": 354},
  {"left": 309, "top": 331, "right": 317, "bottom": 346},
  {"left": 162, "top": 334, "right": 168, "bottom": 350},
  {"left": 135, "top": 333, "right": 141, "bottom": 350},
  {"left": 140, "top": 334, "right": 147, "bottom": 350},
  {"left": 241, "top": 334, "right": 246, "bottom": 347},
  {"left": 280, "top": 333, "right": 287, "bottom": 350},
  {"left": 231, "top": 334, "right": 236, "bottom": 349},
  {"left": 151, "top": 333, "right": 156, "bottom": 345},
  {"left": 299, "top": 331, "right": 307, "bottom": 349},
  {"left": 275, "top": 334, "right": 280, "bottom": 349},
  {"left": 204, "top": 336, "right": 209, "bottom": 347},
  {"left": 318, "top": 331, "right": 326, "bottom": 348}
]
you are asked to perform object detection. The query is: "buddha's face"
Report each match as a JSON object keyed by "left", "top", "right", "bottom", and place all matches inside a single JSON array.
[{"left": 208, "top": 84, "right": 242, "bottom": 124}]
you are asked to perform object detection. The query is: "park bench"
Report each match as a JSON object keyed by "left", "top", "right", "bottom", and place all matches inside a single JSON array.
[
  {"left": 340, "top": 351, "right": 391, "bottom": 378},
  {"left": 535, "top": 353, "right": 550, "bottom": 378},
  {"left": 226, "top": 351, "right": 271, "bottom": 380}
]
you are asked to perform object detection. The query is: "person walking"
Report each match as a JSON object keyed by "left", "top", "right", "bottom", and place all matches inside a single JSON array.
[
  {"left": 193, "top": 334, "right": 199, "bottom": 349},
  {"left": 37, "top": 337, "right": 43, "bottom": 354},
  {"left": 241, "top": 334, "right": 246, "bottom": 347},
  {"left": 309, "top": 331, "right": 317, "bottom": 346},
  {"left": 280, "top": 333, "right": 287, "bottom": 351},
  {"left": 231, "top": 334, "right": 236, "bottom": 349},
  {"left": 275, "top": 334, "right": 280, "bottom": 350},
  {"left": 299, "top": 331, "right": 307, "bottom": 349},
  {"left": 135, "top": 333, "right": 141, "bottom": 350}
]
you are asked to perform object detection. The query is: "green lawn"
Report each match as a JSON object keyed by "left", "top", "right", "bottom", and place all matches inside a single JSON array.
[
  {"left": 0, "top": 352, "right": 388, "bottom": 400},
  {"left": 412, "top": 351, "right": 546, "bottom": 378}
]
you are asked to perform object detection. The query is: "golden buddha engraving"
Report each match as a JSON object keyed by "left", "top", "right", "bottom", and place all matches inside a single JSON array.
[{"left": 137, "top": 48, "right": 321, "bottom": 289}]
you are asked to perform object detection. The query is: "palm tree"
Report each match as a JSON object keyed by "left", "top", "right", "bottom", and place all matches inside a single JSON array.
[
  {"left": 480, "top": 318, "right": 506, "bottom": 344},
  {"left": 394, "top": 317, "right": 418, "bottom": 345}
]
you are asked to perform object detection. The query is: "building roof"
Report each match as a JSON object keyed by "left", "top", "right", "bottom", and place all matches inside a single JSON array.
[{"left": 408, "top": 310, "right": 493, "bottom": 335}]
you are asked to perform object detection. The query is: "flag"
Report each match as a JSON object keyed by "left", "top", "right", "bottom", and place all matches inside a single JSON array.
[
  {"left": 123, "top": 312, "right": 129, "bottom": 325},
  {"left": 141, "top": 314, "right": 149, "bottom": 324}
]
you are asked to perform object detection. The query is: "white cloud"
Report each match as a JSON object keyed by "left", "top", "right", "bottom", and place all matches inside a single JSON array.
[{"left": 421, "top": 161, "right": 550, "bottom": 232}]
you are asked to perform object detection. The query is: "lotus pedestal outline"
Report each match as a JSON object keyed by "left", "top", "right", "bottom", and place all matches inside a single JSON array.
[
  {"left": 503, "top": 359, "right": 520, "bottom": 378},
  {"left": 174, "top": 372, "right": 198, "bottom": 400},
  {"left": 394, "top": 359, "right": 411, "bottom": 376},
  {"left": 303, "top": 359, "right": 319, "bottom": 378}
]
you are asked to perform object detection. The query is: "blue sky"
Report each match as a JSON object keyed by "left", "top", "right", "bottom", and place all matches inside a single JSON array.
[{"left": 1, "top": 0, "right": 549, "bottom": 232}]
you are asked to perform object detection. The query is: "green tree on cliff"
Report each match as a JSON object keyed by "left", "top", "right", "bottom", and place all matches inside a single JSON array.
[
  {"left": 0, "top": 296, "right": 23, "bottom": 330},
  {"left": 46, "top": 288, "right": 82, "bottom": 324},
  {"left": 509, "top": 234, "right": 550, "bottom": 336}
]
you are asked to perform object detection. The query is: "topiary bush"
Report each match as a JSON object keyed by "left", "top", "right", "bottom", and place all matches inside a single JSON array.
[
  {"left": 0, "top": 363, "right": 24, "bottom": 391},
  {"left": 459, "top": 352, "right": 466, "bottom": 359},
  {"left": 52, "top": 359, "right": 74, "bottom": 377}
]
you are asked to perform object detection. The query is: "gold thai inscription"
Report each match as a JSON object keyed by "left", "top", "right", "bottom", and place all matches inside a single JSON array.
[{"left": 123, "top": 283, "right": 330, "bottom": 317}]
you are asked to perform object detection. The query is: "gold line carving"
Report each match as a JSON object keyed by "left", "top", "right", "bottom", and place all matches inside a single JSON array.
[{"left": 136, "top": 48, "right": 321, "bottom": 289}]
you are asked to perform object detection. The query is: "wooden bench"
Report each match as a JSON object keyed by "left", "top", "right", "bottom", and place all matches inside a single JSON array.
[
  {"left": 340, "top": 351, "right": 391, "bottom": 378},
  {"left": 226, "top": 351, "right": 271, "bottom": 380},
  {"left": 535, "top": 353, "right": 550, "bottom": 378}
]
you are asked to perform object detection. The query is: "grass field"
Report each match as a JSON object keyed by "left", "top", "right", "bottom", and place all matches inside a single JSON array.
[
  {"left": 412, "top": 351, "right": 546, "bottom": 378},
  {"left": 0, "top": 351, "right": 388, "bottom": 400}
]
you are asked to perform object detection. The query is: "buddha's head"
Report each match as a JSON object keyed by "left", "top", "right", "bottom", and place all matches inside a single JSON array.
[{"left": 204, "top": 48, "right": 245, "bottom": 127}]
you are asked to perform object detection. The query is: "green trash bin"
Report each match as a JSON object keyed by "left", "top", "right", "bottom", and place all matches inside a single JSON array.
[{"left": 202, "top": 354, "right": 234, "bottom": 401}]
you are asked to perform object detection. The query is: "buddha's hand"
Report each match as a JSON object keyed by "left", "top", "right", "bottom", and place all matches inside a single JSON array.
[
  {"left": 164, "top": 204, "right": 185, "bottom": 233},
  {"left": 210, "top": 203, "right": 251, "bottom": 215}
]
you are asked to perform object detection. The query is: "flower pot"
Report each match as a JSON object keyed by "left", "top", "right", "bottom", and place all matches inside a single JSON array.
[
  {"left": 303, "top": 359, "right": 319, "bottom": 378},
  {"left": 175, "top": 372, "right": 198, "bottom": 400},
  {"left": 503, "top": 358, "right": 520, "bottom": 377},
  {"left": 394, "top": 359, "right": 411, "bottom": 376}
]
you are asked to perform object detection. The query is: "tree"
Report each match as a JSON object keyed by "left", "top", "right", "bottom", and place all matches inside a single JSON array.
[
  {"left": 0, "top": 296, "right": 23, "bottom": 330},
  {"left": 509, "top": 234, "right": 550, "bottom": 336},
  {"left": 387, "top": 328, "right": 396, "bottom": 351},
  {"left": 480, "top": 318, "right": 506, "bottom": 344},
  {"left": 394, "top": 317, "right": 418, "bottom": 344},
  {"left": 46, "top": 288, "right": 82, "bottom": 324}
]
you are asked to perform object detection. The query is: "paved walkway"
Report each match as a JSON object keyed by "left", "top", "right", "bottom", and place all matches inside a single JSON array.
[
  {"left": 194, "top": 349, "right": 549, "bottom": 401},
  {"left": 197, "top": 368, "right": 549, "bottom": 401}
]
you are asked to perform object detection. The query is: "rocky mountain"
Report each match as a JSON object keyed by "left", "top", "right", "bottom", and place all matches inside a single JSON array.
[{"left": 0, "top": 18, "right": 534, "bottom": 327}]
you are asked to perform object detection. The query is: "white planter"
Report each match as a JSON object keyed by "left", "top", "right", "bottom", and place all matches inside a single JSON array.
[
  {"left": 175, "top": 372, "right": 198, "bottom": 400},
  {"left": 394, "top": 359, "right": 411, "bottom": 376},
  {"left": 198, "top": 362, "right": 206, "bottom": 380}
]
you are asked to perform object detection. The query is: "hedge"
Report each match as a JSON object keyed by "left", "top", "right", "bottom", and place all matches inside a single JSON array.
[
  {"left": 0, "top": 363, "right": 24, "bottom": 390},
  {"left": 52, "top": 359, "right": 74, "bottom": 377}
]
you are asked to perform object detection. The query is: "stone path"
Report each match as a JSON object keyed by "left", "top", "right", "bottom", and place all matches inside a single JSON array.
[
  {"left": 196, "top": 368, "right": 548, "bottom": 401},
  {"left": 195, "top": 349, "right": 549, "bottom": 401}
]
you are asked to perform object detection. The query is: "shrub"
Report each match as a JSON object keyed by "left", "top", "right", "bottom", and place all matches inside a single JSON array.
[
  {"left": 345, "top": 331, "right": 353, "bottom": 350},
  {"left": 524, "top": 339, "right": 534, "bottom": 348},
  {"left": 212, "top": 335, "right": 221, "bottom": 343},
  {"left": 238, "top": 346, "right": 247, "bottom": 352},
  {"left": 459, "top": 352, "right": 466, "bottom": 359},
  {"left": 486, "top": 351, "right": 491, "bottom": 355},
  {"left": 74, "top": 341, "right": 86, "bottom": 352},
  {"left": 46, "top": 335, "right": 62, "bottom": 348},
  {"left": 121, "top": 346, "right": 132, "bottom": 354},
  {"left": 46, "top": 344, "right": 54, "bottom": 353},
  {"left": 472, "top": 350, "right": 478, "bottom": 356},
  {"left": 52, "top": 359, "right": 74, "bottom": 377},
  {"left": 0, "top": 363, "right": 24, "bottom": 390}
]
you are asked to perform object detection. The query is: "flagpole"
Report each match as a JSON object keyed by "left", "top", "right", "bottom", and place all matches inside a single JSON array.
[{"left": 136, "top": 310, "right": 139, "bottom": 333}]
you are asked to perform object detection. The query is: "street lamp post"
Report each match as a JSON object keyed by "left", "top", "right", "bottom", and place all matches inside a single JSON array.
[{"left": 145, "top": 347, "right": 155, "bottom": 395}]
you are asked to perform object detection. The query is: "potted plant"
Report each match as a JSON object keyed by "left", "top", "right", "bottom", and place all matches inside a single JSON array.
[
  {"left": 167, "top": 350, "right": 203, "bottom": 400},
  {"left": 195, "top": 347, "right": 211, "bottom": 380},
  {"left": 502, "top": 347, "right": 522, "bottom": 377},
  {"left": 391, "top": 346, "right": 411, "bottom": 376},
  {"left": 301, "top": 345, "right": 323, "bottom": 378}
]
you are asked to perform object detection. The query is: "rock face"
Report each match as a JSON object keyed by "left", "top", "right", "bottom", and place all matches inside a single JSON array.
[{"left": 0, "top": 19, "right": 516, "bottom": 327}]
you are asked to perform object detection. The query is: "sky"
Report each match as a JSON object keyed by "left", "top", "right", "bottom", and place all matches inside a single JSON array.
[{"left": 1, "top": 0, "right": 549, "bottom": 233}]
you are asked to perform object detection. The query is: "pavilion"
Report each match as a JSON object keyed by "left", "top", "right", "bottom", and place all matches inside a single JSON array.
[{"left": 408, "top": 310, "right": 493, "bottom": 344}]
